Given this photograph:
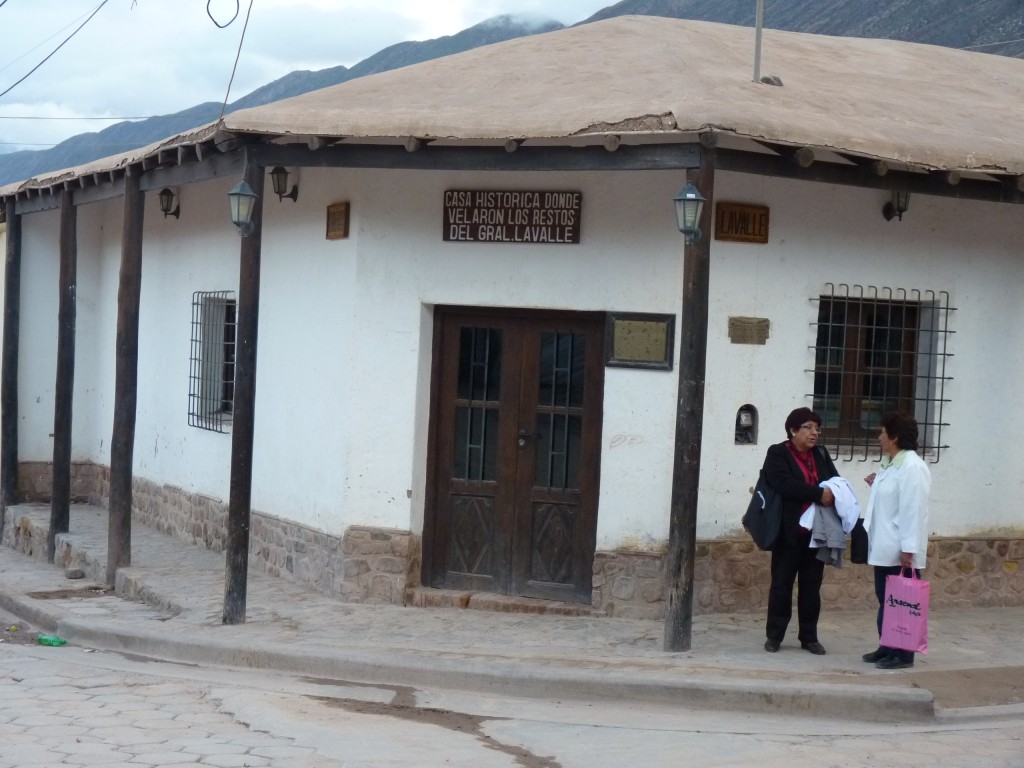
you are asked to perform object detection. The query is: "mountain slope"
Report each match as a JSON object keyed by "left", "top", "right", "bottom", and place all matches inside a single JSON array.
[
  {"left": 0, "top": 14, "right": 566, "bottom": 185},
  {"left": 581, "top": 0, "right": 1024, "bottom": 56}
]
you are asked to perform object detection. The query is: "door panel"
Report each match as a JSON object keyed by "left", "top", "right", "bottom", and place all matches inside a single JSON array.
[{"left": 427, "top": 309, "right": 604, "bottom": 603}]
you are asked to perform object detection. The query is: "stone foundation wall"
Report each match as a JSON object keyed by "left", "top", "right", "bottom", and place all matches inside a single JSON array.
[
  {"left": 15, "top": 462, "right": 1024, "bottom": 615},
  {"left": 14, "top": 462, "right": 416, "bottom": 605},
  {"left": 593, "top": 537, "right": 1024, "bottom": 619}
]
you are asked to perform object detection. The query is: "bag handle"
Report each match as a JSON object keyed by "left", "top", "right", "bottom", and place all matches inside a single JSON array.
[{"left": 900, "top": 566, "right": 919, "bottom": 579}]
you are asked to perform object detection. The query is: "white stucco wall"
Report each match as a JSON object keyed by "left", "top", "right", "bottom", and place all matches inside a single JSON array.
[
  {"left": 702, "top": 171, "right": 1024, "bottom": 540},
  {"left": 11, "top": 162, "right": 1024, "bottom": 549},
  {"left": 18, "top": 210, "right": 60, "bottom": 461}
]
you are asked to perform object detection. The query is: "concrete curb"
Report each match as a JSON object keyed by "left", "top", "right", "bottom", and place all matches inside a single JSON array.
[{"left": 46, "top": 612, "right": 936, "bottom": 723}]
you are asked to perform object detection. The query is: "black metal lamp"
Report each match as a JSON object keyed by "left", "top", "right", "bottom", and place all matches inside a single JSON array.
[
  {"left": 882, "top": 190, "right": 910, "bottom": 221},
  {"left": 270, "top": 166, "right": 298, "bottom": 202},
  {"left": 227, "top": 180, "right": 258, "bottom": 236},
  {"left": 158, "top": 187, "right": 180, "bottom": 219},
  {"left": 673, "top": 182, "right": 706, "bottom": 244}
]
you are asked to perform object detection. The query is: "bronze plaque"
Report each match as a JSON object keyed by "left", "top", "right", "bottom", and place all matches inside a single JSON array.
[
  {"left": 728, "top": 317, "right": 770, "bottom": 345},
  {"left": 443, "top": 190, "right": 581, "bottom": 244},
  {"left": 605, "top": 313, "right": 675, "bottom": 370},
  {"left": 715, "top": 202, "right": 769, "bottom": 244},
  {"left": 326, "top": 201, "right": 350, "bottom": 240}
]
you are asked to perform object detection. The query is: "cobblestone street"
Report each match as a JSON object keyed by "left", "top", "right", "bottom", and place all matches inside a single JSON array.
[
  {"left": 2, "top": 627, "right": 1022, "bottom": 768},
  {"left": 0, "top": 638, "right": 338, "bottom": 767}
]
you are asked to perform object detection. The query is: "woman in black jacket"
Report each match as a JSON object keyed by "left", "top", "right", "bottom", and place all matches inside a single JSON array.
[{"left": 762, "top": 407, "right": 839, "bottom": 655}]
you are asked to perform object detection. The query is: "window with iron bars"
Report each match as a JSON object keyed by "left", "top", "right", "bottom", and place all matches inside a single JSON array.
[
  {"left": 810, "top": 284, "right": 954, "bottom": 462},
  {"left": 188, "top": 291, "right": 236, "bottom": 433}
]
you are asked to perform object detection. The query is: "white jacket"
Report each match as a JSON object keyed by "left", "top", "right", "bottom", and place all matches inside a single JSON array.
[{"left": 864, "top": 450, "right": 931, "bottom": 569}]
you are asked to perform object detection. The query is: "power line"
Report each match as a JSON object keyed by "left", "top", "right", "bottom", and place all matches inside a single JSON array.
[
  {"left": 962, "top": 36, "right": 1024, "bottom": 50},
  {"left": 0, "top": 140, "right": 142, "bottom": 147},
  {"left": 0, "top": 0, "right": 112, "bottom": 100},
  {"left": 0, "top": 114, "right": 214, "bottom": 121},
  {"left": 218, "top": 0, "right": 254, "bottom": 122}
]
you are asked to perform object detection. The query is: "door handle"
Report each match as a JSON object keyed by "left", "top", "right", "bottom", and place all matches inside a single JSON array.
[{"left": 517, "top": 429, "right": 531, "bottom": 447}]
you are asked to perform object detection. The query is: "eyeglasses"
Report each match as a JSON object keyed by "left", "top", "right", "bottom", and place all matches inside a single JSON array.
[{"left": 798, "top": 423, "right": 820, "bottom": 432}]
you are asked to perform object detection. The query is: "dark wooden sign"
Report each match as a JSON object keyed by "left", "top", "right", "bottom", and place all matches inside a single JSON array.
[
  {"left": 715, "top": 202, "right": 769, "bottom": 244},
  {"left": 443, "top": 190, "right": 582, "bottom": 244},
  {"left": 325, "top": 201, "right": 350, "bottom": 240}
]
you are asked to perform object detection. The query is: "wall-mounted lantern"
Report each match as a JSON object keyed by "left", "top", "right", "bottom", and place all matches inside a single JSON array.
[
  {"left": 227, "top": 180, "right": 258, "bottom": 237},
  {"left": 673, "top": 182, "right": 706, "bottom": 244}
]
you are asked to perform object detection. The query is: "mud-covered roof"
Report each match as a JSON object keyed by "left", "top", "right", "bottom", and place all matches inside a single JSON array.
[{"left": 4, "top": 16, "right": 1024, "bottom": 198}]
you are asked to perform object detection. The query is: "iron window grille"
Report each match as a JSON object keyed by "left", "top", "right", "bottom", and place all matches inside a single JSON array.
[
  {"left": 809, "top": 284, "right": 954, "bottom": 462},
  {"left": 188, "top": 291, "right": 236, "bottom": 433}
]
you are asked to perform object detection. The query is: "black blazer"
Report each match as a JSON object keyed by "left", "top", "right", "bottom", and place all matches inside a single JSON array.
[{"left": 762, "top": 441, "right": 839, "bottom": 548}]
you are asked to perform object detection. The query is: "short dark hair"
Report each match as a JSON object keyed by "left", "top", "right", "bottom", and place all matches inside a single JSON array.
[
  {"left": 881, "top": 411, "right": 919, "bottom": 452},
  {"left": 784, "top": 407, "right": 821, "bottom": 437}
]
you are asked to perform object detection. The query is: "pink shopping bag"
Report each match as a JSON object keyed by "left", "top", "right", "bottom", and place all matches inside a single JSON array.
[{"left": 880, "top": 569, "right": 929, "bottom": 654}]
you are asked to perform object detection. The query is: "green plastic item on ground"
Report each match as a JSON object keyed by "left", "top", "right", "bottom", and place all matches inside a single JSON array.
[{"left": 37, "top": 634, "right": 67, "bottom": 646}]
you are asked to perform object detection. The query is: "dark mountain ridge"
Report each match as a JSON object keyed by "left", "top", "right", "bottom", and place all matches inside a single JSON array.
[{"left": 2, "top": 1, "right": 1021, "bottom": 185}]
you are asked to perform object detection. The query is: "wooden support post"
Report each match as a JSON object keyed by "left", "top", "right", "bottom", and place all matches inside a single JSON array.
[
  {"left": 49, "top": 190, "right": 77, "bottom": 563},
  {"left": 1, "top": 198, "right": 22, "bottom": 521},
  {"left": 664, "top": 149, "right": 716, "bottom": 652},
  {"left": 223, "top": 161, "right": 264, "bottom": 625},
  {"left": 106, "top": 174, "right": 145, "bottom": 584}
]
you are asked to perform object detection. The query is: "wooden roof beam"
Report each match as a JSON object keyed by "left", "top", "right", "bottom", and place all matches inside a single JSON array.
[
  {"left": 718, "top": 148, "right": 1024, "bottom": 204},
  {"left": 404, "top": 137, "right": 434, "bottom": 152},
  {"left": 755, "top": 140, "right": 815, "bottom": 168},
  {"left": 837, "top": 153, "right": 891, "bottom": 176},
  {"left": 931, "top": 170, "right": 961, "bottom": 185}
]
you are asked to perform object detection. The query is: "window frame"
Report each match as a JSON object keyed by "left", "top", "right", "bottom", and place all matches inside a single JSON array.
[
  {"left": 810, "top": 284, "right": 953, "bottom": 462},
  {"left": 188, "top": 290, "right": 237, "bottom": 433}
]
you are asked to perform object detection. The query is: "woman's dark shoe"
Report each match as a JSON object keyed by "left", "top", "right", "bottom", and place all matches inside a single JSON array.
[
  {"left": 862, "top": 648, "right": 889, "bottom": 663},
  {"left": 764, "top": 639, "right": 781, "bottom": 653},
  {"left": 876, "top": 655, "right": 914, "bottom": 670},
  {"left": 801, "top": 641, "right": 827, "bottom": 655}
]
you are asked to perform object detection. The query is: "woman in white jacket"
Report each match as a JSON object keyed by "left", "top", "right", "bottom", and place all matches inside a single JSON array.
[{"left": 861, "top": 411, "right": 931, "bottom": 669}]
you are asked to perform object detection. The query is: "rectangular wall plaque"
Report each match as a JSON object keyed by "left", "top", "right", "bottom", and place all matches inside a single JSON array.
[
  {"left": 605, "top": 313, "right": 675, "bottom": 370},
  {"left": 715, "top": 202, "right": 769, "bottom": 244},
  {"left": 443, "top": 190, "right": 581, "bottom": 244},
  {"left": 326, "top": 201, "right": 350, "bottom": 240},
  {"left": 728, "top": 316, "right": 770, "bottom": 345}
]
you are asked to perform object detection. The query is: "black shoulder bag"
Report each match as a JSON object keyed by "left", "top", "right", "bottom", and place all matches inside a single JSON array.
[{"left": 742, "top": 470, "right": 782, "bottom": 551}]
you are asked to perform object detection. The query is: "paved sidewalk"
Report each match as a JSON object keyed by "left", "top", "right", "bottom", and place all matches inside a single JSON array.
[{"left": 2, "top": 503, "right": 1022, "bottom": 723}]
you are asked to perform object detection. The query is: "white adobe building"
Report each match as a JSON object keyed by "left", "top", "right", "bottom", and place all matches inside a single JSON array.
[{"left": 1, "top": 17, "right": 1022, "bottom": 619}]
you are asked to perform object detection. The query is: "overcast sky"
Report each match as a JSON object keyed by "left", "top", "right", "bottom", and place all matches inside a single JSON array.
[{"left": 0, "top": 0, "right": 614, "bottom": 154}]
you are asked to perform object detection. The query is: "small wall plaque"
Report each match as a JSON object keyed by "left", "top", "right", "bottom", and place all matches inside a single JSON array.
[
  {"left": 605, "top": 313, "right": 675, "bottom": 370},
  {"left": 728, "top": 316, "right": 770, "bottom": 345},
  {"left": 715, "top": 202, "right": 769, "bottom": 244},
  {"left": 326, "top": 201, "right": 350, "bottom": 240}
]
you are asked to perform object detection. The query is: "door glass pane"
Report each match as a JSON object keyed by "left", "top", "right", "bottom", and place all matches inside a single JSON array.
[
  {"left": 535, "top": 331, "right": 585, "bottom": 490},
  {"left": 534, "top": 413, "right": 581, "bottom": 490},
  {"left": 538, "top": 332, "right": 585, "bottom": 408},
  {"left": 453, "top": 326, "right": 502, "bottom": 482},
  {"left": 457, "top": 327, "right": 501, "bottom": 401}
]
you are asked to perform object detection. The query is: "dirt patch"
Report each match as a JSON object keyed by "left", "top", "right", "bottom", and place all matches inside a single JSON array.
[
  {"left": 0, "top": 624, "right": 48, "bottom": 647},
  {"left": 903, "top": 666, "right": 1024, "bottom": 709},
  {"left": 26, "top": 586, "right": 114, "bottom": 600}
]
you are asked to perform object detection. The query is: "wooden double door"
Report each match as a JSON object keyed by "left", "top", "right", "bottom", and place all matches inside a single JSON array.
[{"left": 425, "top": 308, "right": 605, "bottom": 603}]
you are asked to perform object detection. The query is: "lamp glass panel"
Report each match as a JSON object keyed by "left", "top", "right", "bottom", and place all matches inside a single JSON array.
[{"left": 270, "top": 167, "right": 288, "bottom": 197}]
